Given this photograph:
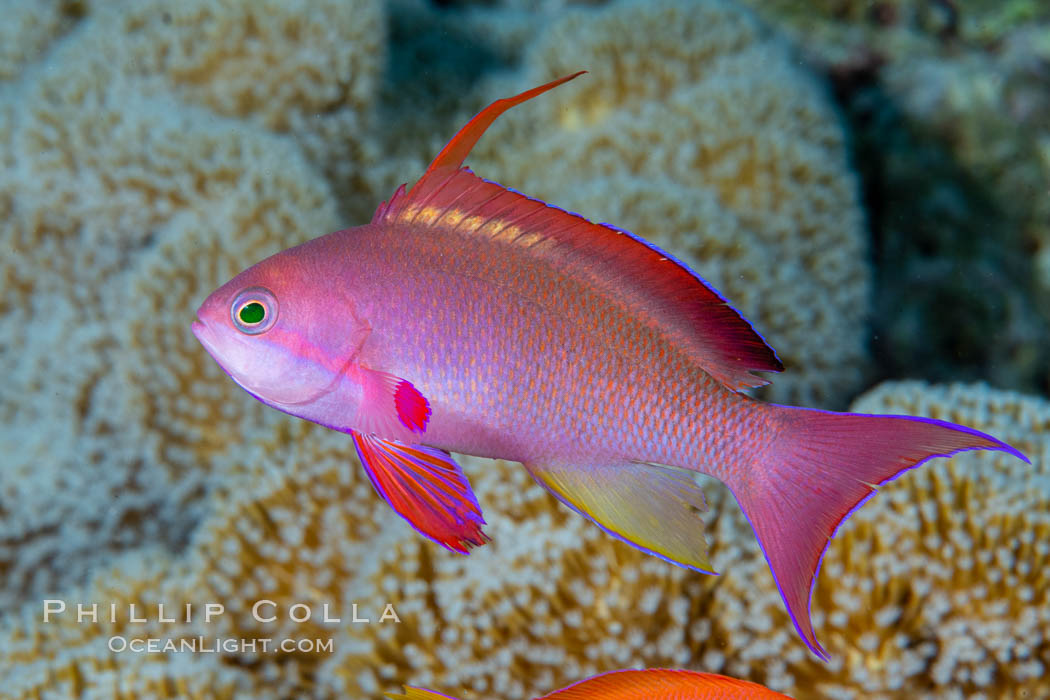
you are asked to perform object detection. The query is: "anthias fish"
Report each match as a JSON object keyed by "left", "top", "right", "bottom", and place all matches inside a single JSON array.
[
  {"left": 386, "top": 669, "right": 794, "bottom": 699},
  {"left": 192, "top": 72, "right": 1026, "bottom": 658}
]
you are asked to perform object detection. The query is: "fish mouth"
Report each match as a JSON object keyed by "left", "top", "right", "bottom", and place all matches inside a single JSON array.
[{"left": 191, "top": 317, "right": 217, "bottom": 355}]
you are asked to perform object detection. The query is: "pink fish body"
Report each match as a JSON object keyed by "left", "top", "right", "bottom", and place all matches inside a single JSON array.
[
  {"left": 386, "top": 669, "right": 794, "bottom": 699},
  {"left": 193, "top": 73, "right": 1026, "bottom": 658}
]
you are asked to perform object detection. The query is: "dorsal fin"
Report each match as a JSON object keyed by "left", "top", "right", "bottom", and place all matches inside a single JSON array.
[{"left": 374, "top": 74, "right": 782, "bottom": 391}]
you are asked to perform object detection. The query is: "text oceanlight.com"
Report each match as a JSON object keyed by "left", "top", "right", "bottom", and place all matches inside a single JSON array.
[{"left": 108, "top": 636, "right": 335, "bottom": 654}]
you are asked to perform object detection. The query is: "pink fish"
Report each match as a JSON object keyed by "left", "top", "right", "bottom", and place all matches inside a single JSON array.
[
  {"left": 192, "top": 72, "right": 1027, "bottom": 658},
  {"left": 386, "top": 669, "right": 794, "bottom": 699}
]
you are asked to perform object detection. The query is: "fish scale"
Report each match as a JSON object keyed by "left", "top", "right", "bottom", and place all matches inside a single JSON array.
[{"left": 193, "top": 72, "right": 1027, "bottom": 658}]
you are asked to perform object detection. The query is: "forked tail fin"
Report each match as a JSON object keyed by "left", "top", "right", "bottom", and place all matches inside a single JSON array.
[{"left": 727, "top": 405, "right": 1027, "bottom": 659}]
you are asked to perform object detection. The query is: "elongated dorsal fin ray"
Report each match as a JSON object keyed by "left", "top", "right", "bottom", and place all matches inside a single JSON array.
[
  {"left": 424, "top": 71, "right": 587, "bottom": 179},
  {"left": 372, "top": 72, "right": 585, "bottom": 224}
]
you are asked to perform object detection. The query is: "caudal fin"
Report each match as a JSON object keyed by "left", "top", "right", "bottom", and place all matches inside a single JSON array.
[{"left": 728, "top": 405, "right": 1027, "bottom": 660}]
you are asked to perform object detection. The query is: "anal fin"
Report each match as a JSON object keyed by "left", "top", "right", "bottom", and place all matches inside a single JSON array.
[
  {"left": 524, "top": 460, "right": 715, "bottom": 574},
  {"left": 351, "top": 431, "right": 488, "bottom": 553}
]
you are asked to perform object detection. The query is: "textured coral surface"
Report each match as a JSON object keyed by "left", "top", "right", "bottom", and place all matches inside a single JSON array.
[
  {"left": 2, "top": 0, "right": 1047, "bottom": 698},
  {"left": 739, "top": 0, "right": 1050, "bottom": 397}
]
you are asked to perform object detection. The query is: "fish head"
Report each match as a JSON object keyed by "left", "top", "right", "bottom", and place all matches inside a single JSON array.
[{"left": 192, "top": 244, "right": 366, "bottom": 410}]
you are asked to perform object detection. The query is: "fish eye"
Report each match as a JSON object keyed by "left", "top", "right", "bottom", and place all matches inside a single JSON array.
[{"left": 231, "top": 287, "right": 278, "bottom": 335}]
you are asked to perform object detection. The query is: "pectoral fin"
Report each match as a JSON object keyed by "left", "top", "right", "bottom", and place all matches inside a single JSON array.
[
  {"left": 524, "top": 460, "right": 715, "bottom": 574},
  {"left": 351, "top": 431, "right": 488, "bottom": 554},
  {"left": 354, "top": 367, "right": 431, "bottom": 441}
]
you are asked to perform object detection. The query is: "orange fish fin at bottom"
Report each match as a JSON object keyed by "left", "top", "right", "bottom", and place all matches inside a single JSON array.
[
  {"left": 524, "top": 460, "right": 715, "bottom": 574},
  {"left": 385, "top": 688, "right": 460, "bottom": 700},
  {"left": 350, "top": 431, "right": 488, "bottom": 554},
  {"left": 539, "top": 669, "right": 795, "bottom": 699}
]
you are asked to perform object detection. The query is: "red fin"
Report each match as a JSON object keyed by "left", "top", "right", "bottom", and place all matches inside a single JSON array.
[
  {"left": 729, "top": 405, "right": 1027, "bottom": 659},
  {"left": 541, "top": 669, "right": 794, "bottom": 699},
  {"left": 351, "top": 431, "right": 489, "bottom": 554},
  {"left": 374, "top": 73, "right": 781, "bottom": 390},
  {"left": 355, "top": 368, "right": 431, "bottom": 439}
]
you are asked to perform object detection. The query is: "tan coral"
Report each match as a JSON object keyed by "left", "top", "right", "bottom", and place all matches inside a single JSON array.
[
  {"left": 0, "top": 0, "right": 80, "bottom": 82},
  {"left": 188, "top": 382, "right": 1050, "bottom": 699},
  {"left": 0, "top": 414, "right": 767, "bottom": 699},
  {"left": 738, "top": 0, "right": 1050, "bottom": 389},
  {"left": 30, "top": 0, "right": 386, "bottom": 217},
  {"left": 470, "top": 0, "right": 869, "bottom": 408},
  {"left": 0, "top": 10, "right": 343, "bottom": 609}
]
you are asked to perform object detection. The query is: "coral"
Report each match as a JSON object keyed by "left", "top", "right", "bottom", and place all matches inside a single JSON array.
[
  {"left": 0, "top": 548, "right": 292, "bottom": 699},
  {"left": 0, "top": 415, "right": 771, "bottom": 699},
  {"left": 16, "top": 0, "right": 384, "bottom": 217},
  {"left": 0, "top": 0, "right": 346, "bottom": 608},
  {"left": 469, "top": 0, "right": 870, "bottom": 408},
  {"left": 0, "top": 0, "right": 81, "bottom": 82},
  {"left": 738, "top": 0, "right": 1050, "bottom": 395},
  {"left": 4, "top": 0, "right": 1045, "bottom": 698}
]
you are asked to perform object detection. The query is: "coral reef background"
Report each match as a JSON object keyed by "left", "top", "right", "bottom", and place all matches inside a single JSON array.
[{"left": 1, "top": 0, "right": 1047, "bottom": 698}]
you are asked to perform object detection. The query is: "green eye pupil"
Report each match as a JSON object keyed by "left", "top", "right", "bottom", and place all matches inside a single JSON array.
[{"left": 238, "top": 302, "right": 265, "bottom": 325}]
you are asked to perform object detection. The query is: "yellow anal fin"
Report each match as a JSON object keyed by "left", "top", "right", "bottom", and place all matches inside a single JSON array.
[{"left": 525, "top": 460, "right": 715, "bottom": 574}]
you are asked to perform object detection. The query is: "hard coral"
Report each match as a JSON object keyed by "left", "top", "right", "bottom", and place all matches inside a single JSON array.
[
  {"left": 471, "top": 0, "right": 870, "bottom": 408},
  {"left": 0, "top": 413, "right": 769, "bottom": 699},
  {"left": 0, "top": 0, "right": 351, "bottom": 609},
  {"left": 0, "top": 0, "right": 81, "bottom": 82},
  {"left": 51, "top": 0, "right": 385, "bottom": 216},
  {"left": 739, "top": 0, "right": 1050, "bottom": 395}
]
